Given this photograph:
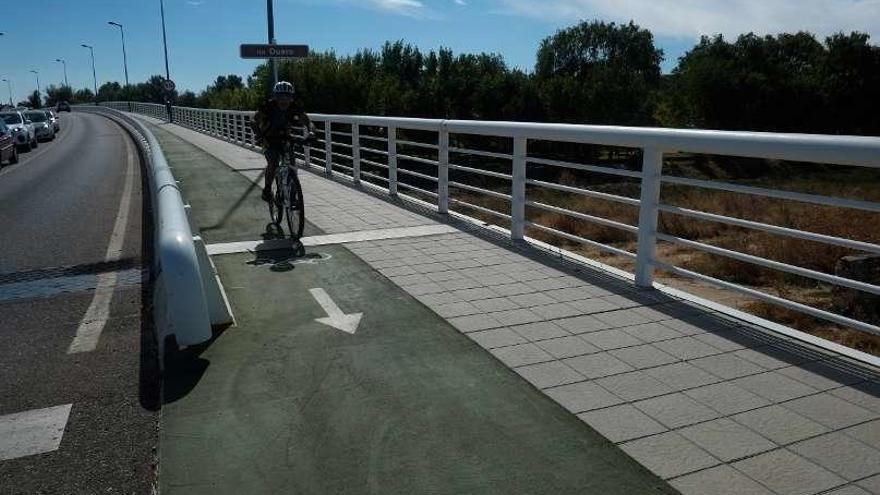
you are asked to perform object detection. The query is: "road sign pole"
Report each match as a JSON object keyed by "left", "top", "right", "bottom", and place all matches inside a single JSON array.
[{"left": 267, "top": 0, "right": 278, "bottom": 87}]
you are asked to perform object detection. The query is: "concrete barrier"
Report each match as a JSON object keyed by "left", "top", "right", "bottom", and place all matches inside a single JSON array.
[{"left": 77, "top": 107, "right": 232, "bottom": 356}]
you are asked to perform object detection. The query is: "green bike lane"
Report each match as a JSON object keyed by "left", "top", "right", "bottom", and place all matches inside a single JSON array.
[
  {"left": 149, "top": 125, "right": 678, "bottom": 494},
  {"left": 151, "top": 123, "right": 322, "bottom": 243}
]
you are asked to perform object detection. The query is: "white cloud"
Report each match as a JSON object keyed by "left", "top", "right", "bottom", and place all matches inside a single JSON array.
[
  {"left": 455, "top": 0, "right": 468, "bottom": 5},
  {"left": 186, "top": 0, "right": 206, "bottom": 5},
  {"left": 495, "top": 0, "right": 880, "bottom": 40},
  {"left": 368, "top": 0, "right": 428, "bottom": 17}
]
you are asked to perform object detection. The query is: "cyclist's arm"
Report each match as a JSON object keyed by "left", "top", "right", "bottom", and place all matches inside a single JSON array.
[
  {"left": 251, "top": 108, "right": 269, "bottom": 144},
  {"left": 296, "top": 107, "right": 316, "bottom": 136}
]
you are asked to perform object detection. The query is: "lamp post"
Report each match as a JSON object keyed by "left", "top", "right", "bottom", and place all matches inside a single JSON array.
[
  {"left": 81, "top": 44, "right": 98, "bottom": 104},
  {"left": 55, "top": 59, "right": 69, "bottom": 87},
  {"left": 159, "top": 0, "right": 173, "bottom": 121},
  {"left": 29, "top": 70, "right": 40, "bottom": 106},
  {"left": 107, "top": 21, "right": 130, "bottom": 87},
  {"left": 1, "top": 78, "right": 13, "bottom": 107}
]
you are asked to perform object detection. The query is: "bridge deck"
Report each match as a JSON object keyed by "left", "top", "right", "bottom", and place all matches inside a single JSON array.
[{"left": 139, "top": 115, "right": 880, "bottom": 495}]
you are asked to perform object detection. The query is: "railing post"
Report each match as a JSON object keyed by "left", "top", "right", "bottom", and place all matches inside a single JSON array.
[
  {"left": 324, "top": 121, "right": 333, "bottom": 175},
  {"left": 388, "top": 125, "right": 398, "bottom": 196},
  {"left": 438, "top": 126, "right": 449, "bottom": 214},
  {"left": 635, "top": 147, "right": 664, "bottom": 288},
  {"left": 352, "top": 123, "right": 361, "bottom": 184},
  {"left": 511, "top": 136, "right": 527, "bottom": 240}
]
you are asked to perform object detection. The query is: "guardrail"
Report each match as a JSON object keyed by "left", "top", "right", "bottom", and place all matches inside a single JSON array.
[
  {"left": 80, "top": 105, "right": 232, "bottom": 356},
  {"left": 101, "top": 101, "right": 880, "bottom": 356}
]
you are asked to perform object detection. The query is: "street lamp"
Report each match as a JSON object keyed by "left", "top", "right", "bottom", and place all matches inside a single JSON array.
[
  {"left": 81, "top": 44, "right": 98, "bottom": 103},
  {"left": 29, "top": 70, "right": 41, "bottom": 105},
  {"left": 159, "top": 0, "right": 173, "bottom": 121},
  {"left": 1, "top": 78, "right": 13, "bottom": 107},
  {"left": 107, "top": 21, "right": 130, "bottom": 87},
  {"left": 55, "top": 59, "right": 69, "bottom": 87}
]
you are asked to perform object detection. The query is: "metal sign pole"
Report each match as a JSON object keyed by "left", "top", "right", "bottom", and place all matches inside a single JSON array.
[{"left": 267, "top": 0, "right": 278, "bottom": 87}]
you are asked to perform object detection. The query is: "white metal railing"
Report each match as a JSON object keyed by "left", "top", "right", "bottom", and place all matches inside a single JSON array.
[{"left": 101, "top": 101, "right": 880, "bottom": 348}]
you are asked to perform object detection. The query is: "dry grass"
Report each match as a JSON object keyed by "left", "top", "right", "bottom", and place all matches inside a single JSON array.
[{"left": 450, "top": 159, "right": 880, "bottom": 356}]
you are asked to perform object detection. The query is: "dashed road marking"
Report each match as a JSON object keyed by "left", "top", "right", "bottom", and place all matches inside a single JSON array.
[
  {"left": 0, "top": 404, "right": 72, "bottom": 462},
  {"left": 68, "top": 133, "right": 137, "bottom": 354}
]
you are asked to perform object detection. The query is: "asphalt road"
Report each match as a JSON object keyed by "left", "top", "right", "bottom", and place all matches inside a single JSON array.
[{"left": 0, "top": 111, "right": 159, "bottom": 494}]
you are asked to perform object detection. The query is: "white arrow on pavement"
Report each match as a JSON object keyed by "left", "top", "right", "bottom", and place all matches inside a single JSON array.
[{"left": 309, "top": 288, "right": 363, "bottom": 334}]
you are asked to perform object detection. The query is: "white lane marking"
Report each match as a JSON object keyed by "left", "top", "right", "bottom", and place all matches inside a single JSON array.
[
  {"left": 206, "top": 224, "right": 458, "bottom": 256},
  {"left": 0, "top": 404, "right": 72, "bottom": 461},
  {"left": 309, "top": 288, "right": 362, "bottom": 334},
  {"left": 68, "top": 134, "right": 137, "bottom": 354}
]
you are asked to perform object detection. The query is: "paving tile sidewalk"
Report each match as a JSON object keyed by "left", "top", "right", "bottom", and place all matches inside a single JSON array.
[{"left": 137, "top": 113, "right": 880, "bottom": 495}]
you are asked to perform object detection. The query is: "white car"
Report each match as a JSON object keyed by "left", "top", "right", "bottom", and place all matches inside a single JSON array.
[
  {"left": 24, "top": 110, "right": 55, "bottom": 142},
  {"left": 45, "top": 110, "right": 60, "bottom": 132},
  {"left": 0, "top": 111, "right": 38, "bottom": 151}
]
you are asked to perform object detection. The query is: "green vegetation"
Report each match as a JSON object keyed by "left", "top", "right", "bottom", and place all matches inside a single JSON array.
[{"left": 71, "top": 19, "right": 880, "bottom": 136}]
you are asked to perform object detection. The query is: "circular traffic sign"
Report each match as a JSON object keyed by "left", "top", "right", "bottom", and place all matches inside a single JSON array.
[{"left": 164, "top": 79, "right": 176, "bottom": 92}]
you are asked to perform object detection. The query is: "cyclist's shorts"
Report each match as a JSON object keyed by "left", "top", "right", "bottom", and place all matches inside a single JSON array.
[{"left": 264, "top": 144, "right": 285, "bottom": 164}]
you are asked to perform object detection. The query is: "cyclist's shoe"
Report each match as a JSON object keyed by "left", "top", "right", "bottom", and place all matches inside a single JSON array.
[{"left": 261, "top": 188, "right": 273, "bottom": 202}]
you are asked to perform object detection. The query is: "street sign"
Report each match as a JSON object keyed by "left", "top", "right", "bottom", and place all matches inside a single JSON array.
[
  {"left": 240, "top": 44, "right": 309, "bottom": 59},
  {"left": 163, "top": 79, "right": 176, "bottom": 92}
]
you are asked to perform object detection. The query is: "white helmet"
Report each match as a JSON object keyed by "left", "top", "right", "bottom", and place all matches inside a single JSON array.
[{"left": 273, "top": 81, "right": 295, "bottom": 96}]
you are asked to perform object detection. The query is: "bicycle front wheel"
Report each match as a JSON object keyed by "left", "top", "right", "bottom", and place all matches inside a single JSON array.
[
  {"left": 268, "top": 175, "right": 283, "bottom": 226},
  {"left": 286, "top": 174, "right": 305, "bottom": 240}
]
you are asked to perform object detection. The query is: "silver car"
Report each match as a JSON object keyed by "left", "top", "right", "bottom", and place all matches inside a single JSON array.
[
  {"left": 45, "top": 109, "right": 60, "bottom": 132},
  {"left": 24, "top": 110, "right": 55, "bottom": 142},
  {"left": 0, "top": 111, "right": 38, "bottom": 151}
]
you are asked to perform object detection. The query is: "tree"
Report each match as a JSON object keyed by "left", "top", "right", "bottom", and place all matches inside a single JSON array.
[
  {"left": 27, "top": 90, "right": 42, "bottom": 108},
  {"left": 45, "top": 85, "right": 74, "bottom": 106},
  {"left": 534, "top": 20, "right": 663, "bottom": 125},
  {"left": 177, "top": 90, "right": 198, "bottom": 107},
  {"left": 98, "top": 82, "right": 124, "bottom": 102},
  {"left": 72, "top": 88, "right": 95, "bottom": 104},
  {"left": 662, "top": 32, "right": 826, "bottom": 132},
  {"left": 660, "top": 31, "right": 880, "bottom": 135},
  {"left": 821, "top": 33, "right": 880, "bottom": 135}
]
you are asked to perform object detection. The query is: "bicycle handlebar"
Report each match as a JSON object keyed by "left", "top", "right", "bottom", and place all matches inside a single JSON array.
[{"left": 284, "top": 131, "right": 319, "bottom": 146}]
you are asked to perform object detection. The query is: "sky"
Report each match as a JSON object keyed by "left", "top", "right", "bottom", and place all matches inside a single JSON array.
[{"left": 1, "top": 0, "right": 878, "bottom": 105}]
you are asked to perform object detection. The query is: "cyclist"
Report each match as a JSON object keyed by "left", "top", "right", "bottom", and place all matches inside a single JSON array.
[{"left": 253, "top": 81, "right": 316, "bottom": 202}]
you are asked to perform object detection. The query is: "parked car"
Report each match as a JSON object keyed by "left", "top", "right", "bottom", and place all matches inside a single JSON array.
[
  {"left": 45, "top": 109, "right": 60, "bottom": 132},
  {"left": 0, "top": 111, "right": 37, "bottom": 151},
  {"left": 56, "top": 101, "right": 71, "bottom": 112},
  {"left": 25, "top": 110, "right": 55, "bottom": 142},
  {"left": 0, "top": 120, "right": 18, "bottom": 165}
]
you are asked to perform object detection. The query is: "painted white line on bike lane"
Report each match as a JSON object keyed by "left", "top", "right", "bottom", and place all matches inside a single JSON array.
[
  {"left": 205, "top": 224, "right": 459, "bottom": 255},
  {"left": 68, "top": 132, "right": 137, "bottom": 354}
]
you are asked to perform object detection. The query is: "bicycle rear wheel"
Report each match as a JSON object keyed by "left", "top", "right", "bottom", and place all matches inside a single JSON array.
[
  {"left": 286, "top": 174, "right": 305, "bottom": 240},
  {"left": 268, "top": 175, "right": 283, "bottom": 226}
]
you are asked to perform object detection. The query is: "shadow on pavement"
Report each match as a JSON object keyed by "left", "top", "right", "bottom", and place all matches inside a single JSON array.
[
  {"left": 200, "top": 168, "right": 266, "bottom": 233},
  {"left": 161, "top": 325, "right": 231, "bottom": 405}
]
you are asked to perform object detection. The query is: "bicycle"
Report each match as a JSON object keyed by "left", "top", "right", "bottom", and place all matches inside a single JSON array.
[{"left": 267, "top": 132, "right": 314, "bottom": 239}]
